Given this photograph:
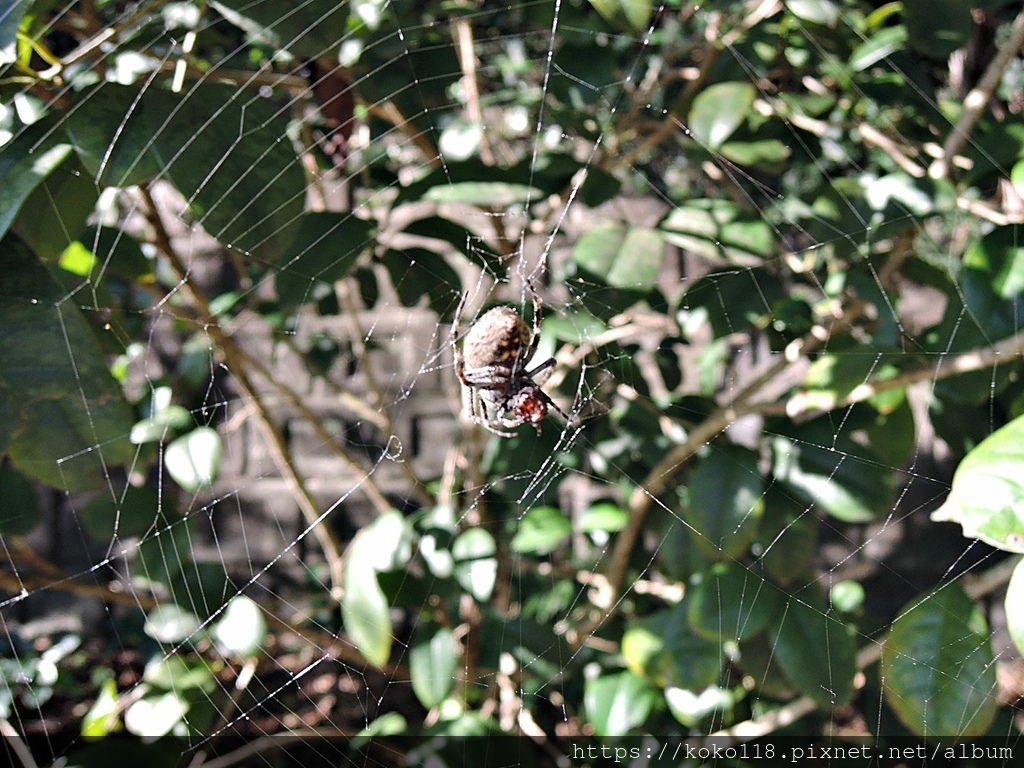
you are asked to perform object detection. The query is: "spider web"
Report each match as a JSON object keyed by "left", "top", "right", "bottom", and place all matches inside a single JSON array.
[{"left": 1, "top": 0, "right": 1023, "bottom": 766}]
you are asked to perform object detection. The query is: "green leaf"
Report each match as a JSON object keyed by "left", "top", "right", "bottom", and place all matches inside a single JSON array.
[
  {"left": 622, "top": 603, "right": 721, "bottom": 689},
  {"left": 143, "top": 656, "right": 216, "bottom": 694},
  {"left": 130, "top": 406, "right": 193, "bottom": 445},
  {"left": 1, "top": 237, "right": 136, "bottom": 491},
  {"left": 275, "top": 213, "right": 375, "bottom": 310},
  {"left": 904, "top": 0, "right": 972, "bottom": 59},
  {"left": 213, "top": 596, "right": 267, "bottom": 657},
  {"left": 931, "top": 414, "right": 1024, "bottom": 552},
  {"left": 0, "top": 122, "right": 73, "bottom": 244},
  {"left": 688, "top": 82, "right": 756, "bottom": 150},
  {"left": 510, "top": 505, "right": 572, "bottom": 555},
  {"left": 755, "top": 486, "right": 819, "bottom": 586},
  {"left": 143, "top": 605, "right": 202, "bottom": 644},
  {"left": 665, "top": 686, "right": 734, "bottom": 728},
  {"left": 402, "top": 216, "right": 506, "bottom": 280},
  {"left": 583, "top": 670, "right": 658, "bottom": 736},
  {"left": 686, "top": 446, "right": 764, "bottom": 559},
  {"left": 422, "top": 182, "right": 541, "bottom": 207},
  {"left": 164, "top": 427, "right": 221, "bottom": 491},
  {"left": 848, "top": 25, "right": 908, "bottom": 71},
  {"left": 380, "top": 248, "right": 461, "bottom": 317},
  {"left": 786, "top": 0, "right": 839, "bottom": 26},
  {"left": 124, "top": 692, "right": 189, "bottom": 738},
  {"left": 209, "top": 0, "right": 348, "bottom": 59},
  {"left": 81, "top": 484, "right": 163, "bottom": 540},
  {"left": 67, "top": 84, "right": 304, "bottom": 260},
  {"left": 772, "top": 422, "right": 895, "bottom": 522},
  {"left": 14, "top": 155, "right": 98, "bottom": 261},
  {"left": 452, "top": 527, "right": 497, "bottom": 602},
  {"left": 580, "top": 502, "right": 628, "bottom": 533},
  {"left": 571, "top": 225, "right": 664, "bottom": 291},
  {"left": 768, "top": 593, "right": 856, "bottom": 708},
  {"left": 883, "top": 585, "right": 998, "bottom": 736},
  {"left": 0, "top": 0, "right": 30, "bottom": 52},
  {"left": 587, "top": 0, "right": 653, "bottom": 33},
  {"left": 409, "top": 626, "right": 457, "bottom": 709},
  {"left": 687, "top": 562, "right": 780, "bottom": 642},
  {"left": 81, "top": 678, "right": 120, "bottom": 739},
  {"left": 964, "top": 225, "right": 1024, "bottom": 300},
  {"left": 1006, "top": 558, "right": 1024, "bottom": 656},
  {"left": 663, "top": 197, "right": 776, "bottom": 265},
  {"left": 0, "top": 465, "right": 39, "bottom": 535},
  {"left": 341, "top": 510, "right": 412, "bottom": 667},
  {"left": 718, "top": 139, "right": 791, "bottom": 170}
]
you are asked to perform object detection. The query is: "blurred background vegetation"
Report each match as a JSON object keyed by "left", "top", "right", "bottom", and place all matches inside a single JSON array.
[{"left": 3, "top": 0, "right": 1024, "bottom": 765}]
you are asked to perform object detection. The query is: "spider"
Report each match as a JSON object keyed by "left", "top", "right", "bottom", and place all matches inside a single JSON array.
[{"left": 451, "top": 283, "right": 568, "bottom": 437}]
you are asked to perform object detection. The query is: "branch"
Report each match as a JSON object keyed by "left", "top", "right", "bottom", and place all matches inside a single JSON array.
[
  {"left": 929, "top": 4, "right": 1024, "bottom": 180},
  {"left": 139, "top": 184, "right": 346, "bottom": 599}
]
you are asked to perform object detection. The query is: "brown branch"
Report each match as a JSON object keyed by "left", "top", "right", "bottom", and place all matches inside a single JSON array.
[
  {"left": 139, "top": 184, "right": 346, "bottom": 599},
  {"left": 929, "top": 4, "right": 1024, "bottom": 180},
  {"left": 230, "top": 343, "right": 395, "bottom": 516}
]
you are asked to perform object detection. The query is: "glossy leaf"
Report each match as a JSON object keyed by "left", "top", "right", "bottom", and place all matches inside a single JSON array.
[
  {"left": 622, "top": 602, "right": 721, "bottom": 689},
  {"left": 688, "top": 82, "right": 755, "bottom": 150},
  {"left": 511, "top": 505, "right": 572, "bottom": 555},
  {"left": 584, "top": 670, "right": 658, "bottom": 736},
  {"left": 124, "top": 692, "right": 189, "bottom": 738},
  {"left": 164, "top": 427, "right": 222, "bottom": 491},
  {"left": 883, "top": 585, "right": 998, "bottom": 736},
  {"left": 423, "top": 182, "right": 541, "bottom": 207},
  {"left": 0, "top": 123, "right": 73, "bottom": 244},
  {"left": 380, "top": 248, "right": 461, "bottom": 317},
  {"left": 0, "top": 465, "right": 39, "bottom": 535},
  {"left": 81, "top": 678, "right": 120, "bottom": 739},
  {"left": 661, "top": 199, "right": 774, "bottom": 264},
  {"left": 67, "top": 84, "right": 304, "bottom": 259},
  {"left": 848, "top": 25, "right": 908, "bottom": 71},
  {"left": 14, "top": 155, "right": 98, "bottom": 261},
  {"left": 768, "top": 593, "right": 856, "bottom": 708},
  {"left": 932, "top": 415, "right": 1024, "bottom": 553},
  {"left": 903, "top": 0, "right": 972, "bottom": 59},
  {"left": 144, "top": 605, "right": 202, "bottom": 644},
  {"left": 82, "top": 483, "right": 162, "bottom": 543},
  {"left": 213, "top": 596, "right": 267, "bottom": 657},
  {"left": 686, "top": 446, "right": 764, "bottom": 559},
  {"left": 688, "top": 562, "right": 779, "bottom": 642},
  {"left": 452, "top": 527, "right": 497, "bottom": 602},
  {"left": 275, "top": 213, "right": 375, "bottom": 310},
  {"left": 342, "top": 511, "right": 412, "bottom": 667},
  {"left": 588, "top": 0, "right": 652, "bottom": 33},
  {"left": 410, "top": 626, "right": 458, "bottom": 709},
  {"left": 665, "top": 686, "right": 734, "bottom": 728},
  {"left": 571, "top": 225, "right": 665, "bottom": 291},
  {"left": 772, "top": 422, "right": 895, "bottom": 522},
  {"left": 1006, "top": 558, "right": 1024, "bottom": 656},
  {"left": 1, "top": 238, "right": 135, "bottom": 491},
  {"left": 402, "top": 216, "right": 506, "bottom": 280},
  {"left": 786, "top": 0, "right": 839, "bottom": 26}
]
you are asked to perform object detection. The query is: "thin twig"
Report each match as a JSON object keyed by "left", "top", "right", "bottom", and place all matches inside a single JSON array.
[
  {"left": 0, "top": 717, "right": 38, "bottom": 768},
  {"left": 930, "top": 5, "right": 1024, "bottom": 180},
  {"left": 230, "top": 343, "right": 395, "bottom": 515},
  {"left": 336, "top": 283, "right": 434, "bottom": 506},
  {"left": 139, "top": 184, "right": 347, "bottom": 599}
]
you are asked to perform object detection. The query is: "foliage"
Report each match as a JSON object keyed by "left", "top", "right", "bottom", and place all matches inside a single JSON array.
[{"left": 2, "top": 0, "right": 1024, "bottom": 763}]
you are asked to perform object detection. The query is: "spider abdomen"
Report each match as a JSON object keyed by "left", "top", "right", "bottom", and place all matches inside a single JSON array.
[{"left": 462, "top": 306, "right": 531, "bottom": 374}]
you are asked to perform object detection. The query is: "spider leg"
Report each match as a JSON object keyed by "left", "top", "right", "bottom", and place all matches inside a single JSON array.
[{"left": 451, "top": 291, "right": 468, "bottom": 383}]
